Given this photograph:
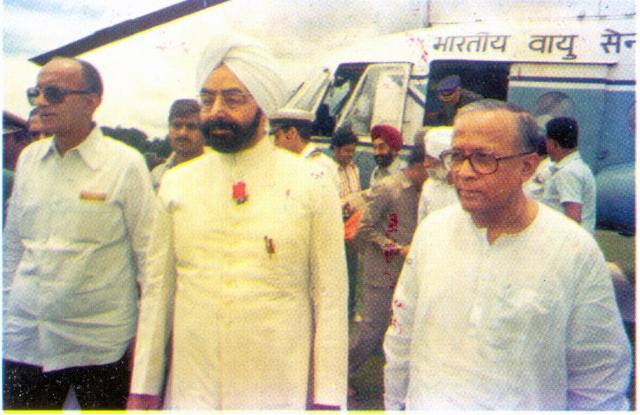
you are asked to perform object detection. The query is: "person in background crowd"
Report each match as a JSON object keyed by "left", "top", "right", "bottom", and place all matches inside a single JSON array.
[
  {"left": 523, "top": 132, "right": 552, "bottom": 201},
  {"left": 3, "top": 124, "right": 31, "bottom": 172},
  {"left": 426, "top": 74, "right": 483, "bottom": 126},
  {"left": 128, "top": 35, "right": 348, "bottom": 411},
  {"left": 416, "top": 126, "right": 458, "bottom": 223},
  {"left": 270, "top": 107, "right": 340, "bottom": 189},
  {"left": 384, "top": 99, "right": 631, "bottom": 410},
  {"left": 151, "top": 99, "right": 206, "bottom": 191},
  {"left": 330, "top": 126, "right": 362, "bottom": 321},
  {"left": 369, "top": 124, "right": 405, "bottom": 188},
  {"left": 542, "top": 116, "right": 596, "bottom": 234},
  {"left": 3, "top": 57, "right": 156, "bottom": 410},
  {"left": 349, "top": 143, "right": 427, "bottom": 398}
]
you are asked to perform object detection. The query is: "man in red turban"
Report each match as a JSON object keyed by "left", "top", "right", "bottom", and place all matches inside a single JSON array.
[{"left": 369, "top": 124, "right": 405, "bottom": 188}]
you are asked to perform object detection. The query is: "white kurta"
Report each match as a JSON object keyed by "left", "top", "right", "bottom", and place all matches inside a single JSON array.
[
  {"left": 384, "top": 204, "right": 631, "bottom": 410},
  {"left": 130, "top": 138, "right": 348, "bottom": 409}
]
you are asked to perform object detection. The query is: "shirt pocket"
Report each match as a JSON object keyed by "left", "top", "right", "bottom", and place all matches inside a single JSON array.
[{"left": 56, "top": 200, "right": 125, "bottom": 246}]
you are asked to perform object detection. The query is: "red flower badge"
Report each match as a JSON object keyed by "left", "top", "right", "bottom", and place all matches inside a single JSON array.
[{"left": 232, "top": 181, "right": 248, "bottom": 204}]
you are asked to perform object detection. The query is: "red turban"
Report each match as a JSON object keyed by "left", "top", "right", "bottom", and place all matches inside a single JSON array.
[{"left": 370, "top": 124, "right": 403, "bottom": 152}]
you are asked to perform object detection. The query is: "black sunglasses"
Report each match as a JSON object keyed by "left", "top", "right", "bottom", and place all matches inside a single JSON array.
[{"left": 27, "top": 86, "right": 93, "bottom": 106}]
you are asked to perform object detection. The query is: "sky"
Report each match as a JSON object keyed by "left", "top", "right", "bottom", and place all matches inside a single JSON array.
[{"left": 3, "top": 0, "right": 426, "bottom": 139}]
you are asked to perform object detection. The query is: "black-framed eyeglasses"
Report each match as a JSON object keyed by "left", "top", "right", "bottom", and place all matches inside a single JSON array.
[
  {"left": 441, "top": 150, "right": 534, "bottom": 175},
  {"left": 199, "top": 89, "right": 250, "bottom": 111},
  {"left": 27, "top": 86, "right": 93, "bottom": 106}
]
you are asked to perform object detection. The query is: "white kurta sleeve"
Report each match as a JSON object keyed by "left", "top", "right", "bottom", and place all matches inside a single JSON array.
[
  {"left": 120, "top": 155, "right": 157, "bottom": 287},
  {"left": 130, "top": 193, "right": 177, "bottom": 396},
  {"left": 417, "top": 185, "right": 429, "bottom": 224},
  {"left": 308, "top": 173, "right": 348, "bottom": 408},
  {"left": 383, "top": 225, "right": 422, "bottom": 410},
  {"left": 565, "top": 243, "right": 632, "bottom": 410}
]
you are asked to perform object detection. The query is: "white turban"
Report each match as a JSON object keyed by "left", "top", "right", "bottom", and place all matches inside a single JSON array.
[
  {"left": 196, "top": 33, "right": 287, "bottom": 117},
  {"left": 424, "top": 126, "right": 454, "bottom": 159}
]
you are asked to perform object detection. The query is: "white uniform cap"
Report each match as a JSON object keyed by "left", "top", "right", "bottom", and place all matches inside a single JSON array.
[
  {"left": 424, "top": 126, "right": 454, "bottom": 159},
  {"left": 270, "top": 108, "right": 315, "bottom": 124},
  {"left": 196, "top": 33, "right": 287, "bottom": 118}
]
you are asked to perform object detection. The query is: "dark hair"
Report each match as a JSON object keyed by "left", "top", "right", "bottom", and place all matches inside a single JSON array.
[
  {"left": 272, "top": 120, "right": 313, "bottom": 141},
  {"left": 407, "top": 143, "right": 425, "bottom": 165},
  {"left": 169, "top": 99, "right": 201, "bottom": 122},
  {"left": 456, "top": 99, "right": 540, "bottom": 153},
  {"left": 29, "top": 108, "right": 40, "bottom": 118},
  {"left": 546, "top": 117, "right": 578, "bottom": 149},
  {"left": 330, "top": 126, "right": 358, "bottom": 148},
  {"left": 77, "top": 59, "right": 103, "bottom": 97}
]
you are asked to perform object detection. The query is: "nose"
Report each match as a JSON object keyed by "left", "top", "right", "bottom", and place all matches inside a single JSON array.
[
  {"left": 455, "top": 156, "right": 476, "bottom": 179},
  {"left": 34, "top": 90, "right": 48, "bottom": 107},
  {"left": 201, "top": 96, "right": 227, "bottom": 121}
]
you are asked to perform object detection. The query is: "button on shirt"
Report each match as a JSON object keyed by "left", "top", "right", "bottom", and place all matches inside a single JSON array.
[
  {"left": 542, "top": 152, "right": 596, "bottom": 233},
  {"left": 3, "top": 127, "right": 156, "bottom": 371},
  {"left": 384, "top": 204, "right": 631, "bottom": 410}
]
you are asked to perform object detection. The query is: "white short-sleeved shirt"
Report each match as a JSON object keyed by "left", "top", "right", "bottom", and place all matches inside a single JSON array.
[
  {"left": 3, "top": 127, "right": 156, "bottom": 371},
  {"left": 542, "top": 152, "right": 596, "bottom": 233}
]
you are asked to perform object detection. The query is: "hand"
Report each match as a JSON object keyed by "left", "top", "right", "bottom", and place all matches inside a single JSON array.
[
  {"left": 342, "top": 202, "right": 355, "bottom": 218},
  {"left": 127, "top": 339, "right": 136, "bottom": 372},
  {"left": 382, "top": 243, "right": 401, "bottom": 263},
  {"left": 399, "top": 245, "right": 410, "bottom": 257},
  {"left": 127, "top": 394, "right": 161, "bottom": 410}
]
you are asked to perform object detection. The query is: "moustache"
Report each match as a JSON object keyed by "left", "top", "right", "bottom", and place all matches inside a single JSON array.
[
  {"left": 374, "top": 154, "right": 393, "bottom": 168},
  {"left": 200, "top": 119, "right": 241, "bottom": 136}
]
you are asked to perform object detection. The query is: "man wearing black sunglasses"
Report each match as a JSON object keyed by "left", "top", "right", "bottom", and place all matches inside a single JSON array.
[
  {"left": 384, "top": 99, "right": 631, "bottom": 410},
  {"left": 3, "top": 57, "right": 156, "bottom": 410}
]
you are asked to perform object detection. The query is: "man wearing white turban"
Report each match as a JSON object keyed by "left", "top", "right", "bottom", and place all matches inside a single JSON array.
[
  {"left": 416, "top": 127, "right": 458, "bottom": 223},
  {"left": 128, "top": 35, "right": 348, "bottom": 410}
]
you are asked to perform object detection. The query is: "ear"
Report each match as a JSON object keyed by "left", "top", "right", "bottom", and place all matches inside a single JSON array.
[
  {"left": 85, "top": 93, "right": 102, "bottom": 115},
  {"left": 520, "top": 153, "right": 540, "bottom": 182},
  {"left": 286, "top": 127, "right": 297, "bottom": 142}
]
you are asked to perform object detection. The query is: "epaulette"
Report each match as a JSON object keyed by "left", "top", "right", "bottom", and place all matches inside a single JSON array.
[{"left": 307, "top": 148, "right": 322, "bottom": 159}]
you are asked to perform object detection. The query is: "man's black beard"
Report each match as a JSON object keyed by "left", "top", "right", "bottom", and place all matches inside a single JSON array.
[
  {"left": 200, "top": 109, "right": 262, "bottom": 154},
  {"left": 374, "top": 153, "right": 394, "bottom": 168}
]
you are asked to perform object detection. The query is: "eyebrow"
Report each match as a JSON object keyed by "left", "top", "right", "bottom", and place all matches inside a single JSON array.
[
  {"left": 199, "top": 87, "right": 246, "bottom": 95},
  {"left": 451, "top": 145, "right": 494, "bottom": 153}
]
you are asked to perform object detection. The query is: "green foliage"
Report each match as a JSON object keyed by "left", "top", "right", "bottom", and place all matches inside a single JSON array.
[{"left": 101, "top": 125, "right": 172, "bottom": 159}]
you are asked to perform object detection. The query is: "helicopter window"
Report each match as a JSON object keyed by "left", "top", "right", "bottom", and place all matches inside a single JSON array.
[{"left": 337, "top": 63, "right": 410, "bottom": 137}]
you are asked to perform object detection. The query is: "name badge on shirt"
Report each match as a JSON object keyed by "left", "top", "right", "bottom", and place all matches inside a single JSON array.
[{"left": 79, "top": 190, "right": 107, "bottom": 201}]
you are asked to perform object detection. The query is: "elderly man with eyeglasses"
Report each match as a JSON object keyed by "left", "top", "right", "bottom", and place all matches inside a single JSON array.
[
  {"left": 127, "top": 34, "right": 347, "bottom": 410},
  {"left": 383, "top": 99, "right": 631, "bottom": 410},
  {"left": 3, "top": 57, "right": 156, "bottom": 410}
]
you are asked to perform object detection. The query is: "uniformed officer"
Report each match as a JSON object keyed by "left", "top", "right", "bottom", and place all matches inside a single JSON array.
[{"left": 270, "top": 108, "right": 340, "bottom": 189}]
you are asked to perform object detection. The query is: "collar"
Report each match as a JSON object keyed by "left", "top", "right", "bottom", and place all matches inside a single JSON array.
[
  {"left": 301, "top": 143, "right": 318, "bottom": 158},
  {"left": 550, "top": 151, "right": 580, "bottom": 173},
  {"left": 338, "top": 161, "right": 356, "bottom": 171},
  {"left": 398, "top": 170, "right": 416, "bottom": 190},
  {"left": 40, "top": 125, "right": 103, "bottom": 170},
  {"left": 165, "top": 152, "right": 178, "bottom": 168},
  {"left": 222, "top": 134, "right": 275, "bottom": 167}
]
